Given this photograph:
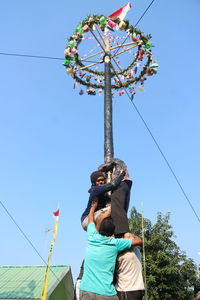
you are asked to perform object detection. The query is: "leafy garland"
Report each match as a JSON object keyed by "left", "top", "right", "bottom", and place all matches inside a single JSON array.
[{"left": 63, "top": 15, "right": 158, "bottom": 95}]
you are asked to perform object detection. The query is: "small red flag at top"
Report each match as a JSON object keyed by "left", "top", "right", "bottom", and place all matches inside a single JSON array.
[
  {"left": 53, "top": 209, "right": 60, "bottom": 217},
  {"left": 109, "top": 2, "right": 132, "bottom": 21}
]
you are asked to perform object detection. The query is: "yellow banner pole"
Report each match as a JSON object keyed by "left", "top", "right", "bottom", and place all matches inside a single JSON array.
[{"left": 41, "top": 210, "right": 59, "bottom": 300}]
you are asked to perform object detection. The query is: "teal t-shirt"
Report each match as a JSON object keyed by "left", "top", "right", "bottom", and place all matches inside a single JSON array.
[{"left": 80, "top": 222, "right": 132, "bottom": 296}]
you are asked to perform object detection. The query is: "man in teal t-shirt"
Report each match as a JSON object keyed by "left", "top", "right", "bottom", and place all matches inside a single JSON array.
[{"left": 80, "top": 200, "right": 142, "bottom": 299}]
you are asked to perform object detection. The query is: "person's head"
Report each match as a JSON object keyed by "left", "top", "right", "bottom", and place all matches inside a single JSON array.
[
  {"left": 99, "top": 217, "right": 115, "bottom": 237},
  {"left": 90, "top": 171, "right": 106, "bottom": 186},
  {"left": 111, "top": 158, "right": 130, "bottom": 180}
]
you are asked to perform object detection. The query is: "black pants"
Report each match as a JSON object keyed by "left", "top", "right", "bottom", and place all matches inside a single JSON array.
[
  {"left": 117, "top": 290, "right": 144, "bottom": 300},
  {"left": 111, "top": 180, "right": 132, "bottom": 235}
]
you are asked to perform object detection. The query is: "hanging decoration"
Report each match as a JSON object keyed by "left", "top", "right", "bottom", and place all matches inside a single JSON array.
[{"left": 63, "top": 14, "right": 158, "bottom": 97}]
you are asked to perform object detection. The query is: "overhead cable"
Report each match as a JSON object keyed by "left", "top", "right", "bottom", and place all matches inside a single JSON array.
[
  {"left": 0, "top": 200, "right": 61, "bottom": 282},
  {"left": 0, "top": 52, "right": 63, "bottom": 61},
  {"left": 135, "top": 0, "right": 156, "bottom": 27},
  {"left": 110, "top": 61, "right": 200, "bottom": 225},
  {"left": 0, "top": 0, "right": 156, "bottom": 62},
  {"left": 113, "top": 0, "right": 156, "bottom": 57}
]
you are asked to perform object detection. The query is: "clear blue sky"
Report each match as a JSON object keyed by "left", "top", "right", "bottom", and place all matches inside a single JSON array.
[{"left": 0, "top": 0, "right": 200, "bottom": 281}]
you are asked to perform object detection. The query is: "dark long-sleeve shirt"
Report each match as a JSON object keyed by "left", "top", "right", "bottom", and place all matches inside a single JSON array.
[{"left": 81, "top": 173, "right": 124, "bottom": 223}]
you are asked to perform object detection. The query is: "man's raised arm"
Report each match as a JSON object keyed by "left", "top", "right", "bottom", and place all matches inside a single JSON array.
[{"left": 88, "top": 198, "right": 98, "bottom": 224}]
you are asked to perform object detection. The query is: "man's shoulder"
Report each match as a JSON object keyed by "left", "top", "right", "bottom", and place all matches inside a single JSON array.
[
  {"left": 102, "top": 237, "right": 131, "bottom": 247},
  {"left": 87, "top": 222, "right": 102, "bottom": 238},
  {"left": 122, "top": 179, "right": 132, "bottom": 187},
  {"left": 89, "top": 185, "right": 105, "bottom": 196},
  {"left": 114, "top": 238, "right": 132, "bottom": 251}
]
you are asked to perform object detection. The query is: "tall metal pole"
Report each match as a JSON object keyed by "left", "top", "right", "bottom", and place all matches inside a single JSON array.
[{"left": 104, "top": 38, "right": 114, "bottom": 163}]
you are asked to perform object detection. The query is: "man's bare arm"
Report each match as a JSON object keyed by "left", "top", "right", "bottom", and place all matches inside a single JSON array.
[
  {"left": 124, "top": 232, "right": 142, "bottom": 246},
  {"left": 131, "top": 235, "right": 142, "bottom": 246},
  {"left": 88, "top": 198, "right": 98, "bottom": 224}
]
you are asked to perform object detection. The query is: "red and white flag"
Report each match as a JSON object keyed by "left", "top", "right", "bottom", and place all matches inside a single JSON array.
[
  {"left": 41, "top": 207, "right": 60, "bottom": 300},
  {"left": 53, "top": 209, "right": 60, "bottom": 217},
  {"left": 53, "top": 208, "right": 60, "bottom": 221},
  {"left": 109, "top": 2, "right": 132, "bottom": 20}
]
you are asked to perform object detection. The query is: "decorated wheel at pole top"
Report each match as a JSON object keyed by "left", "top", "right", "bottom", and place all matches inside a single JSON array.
[{"left": 63, "top": 12, "right": 158, "bottom": 98}]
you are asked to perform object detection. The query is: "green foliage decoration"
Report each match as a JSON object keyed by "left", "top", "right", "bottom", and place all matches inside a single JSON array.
[{"left": 63, "top": 15, "right": 158, "bottom": 95}]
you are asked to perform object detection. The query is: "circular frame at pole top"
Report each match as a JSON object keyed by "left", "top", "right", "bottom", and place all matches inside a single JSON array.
[{"left": 63, "top": 15, "right": 158, "bottom": 97}]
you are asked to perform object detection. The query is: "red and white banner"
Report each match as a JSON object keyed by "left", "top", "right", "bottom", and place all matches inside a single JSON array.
[
  {"left": 109, "top": 2, "right": 132, "bottom": 20},
  {"left": 41, "top": 207, "right": 60, "bottom": 300}
]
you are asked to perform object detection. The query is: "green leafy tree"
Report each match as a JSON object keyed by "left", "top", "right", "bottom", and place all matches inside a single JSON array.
[{"left": 129, "top": 207, "right": 197, "bottom": 300}]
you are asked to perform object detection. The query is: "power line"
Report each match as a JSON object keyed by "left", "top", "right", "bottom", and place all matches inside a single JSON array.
[
  {"left": 129, "top": 97, "right": 200, "bottom": 224},
  {"left": 128, "top": 95, "right": 200, "bottom": 223},
  {"left": 111, "top": 0, "right": 199, "bottom": 223},
  {"left": 113, "top": 0, "right": 156, "bottom": 57},
  {"left": 107, "top": 0, "right": 200, "bottom": 226},
  {"left": 135, "top": 0, "right": 156, "bottom": 27},
  {"left": 0, "top": 0, "right": 160, "bottom": 268},
  {"left": 1, "top": 0, "right": 199, "bottom": 240},
  {"left": 0, "top": 200, "right": 61, "bottom": 283},
  {"left": 0, "top": 1, "right": 156, "bottom": 62},
  {"left": 0, "top": 52, "right": 63, "bottom": 61},
  {"left": 110, "top": 60, "right": 200, "bottom": 225}
]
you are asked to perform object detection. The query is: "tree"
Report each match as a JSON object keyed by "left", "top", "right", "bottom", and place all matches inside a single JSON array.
[{"left": 129, "top": 207, "right": 197, "bottom": 300}]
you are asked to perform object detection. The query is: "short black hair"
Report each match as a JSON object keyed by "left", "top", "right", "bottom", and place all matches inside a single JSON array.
[
  {"left": 90, "top": 170, "right": 105, "bottom": 186},
  {"left": 99, "top": 217, "right": 115, "bottom": 237}
]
